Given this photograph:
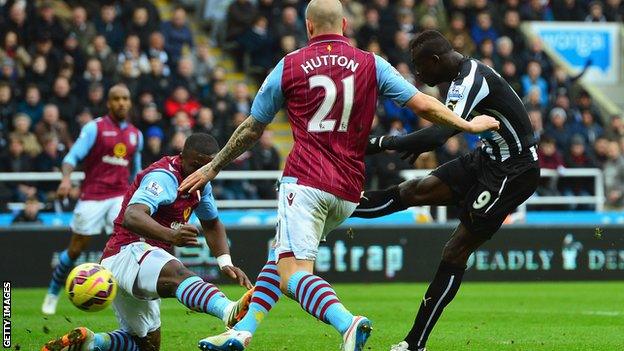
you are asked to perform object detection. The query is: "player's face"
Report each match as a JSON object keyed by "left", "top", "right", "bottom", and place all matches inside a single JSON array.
[
  {"left": 413, "top": 56, "right": 442, "bottom": 87},
  {"left": 107, "top": 88, "right": 132, "bottom": 121},
  {"left": 182, "top": 150, "right": 216, "bottom": 177}
]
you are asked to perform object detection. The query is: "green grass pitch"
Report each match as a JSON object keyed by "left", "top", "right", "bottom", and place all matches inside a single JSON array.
[{"left": 9, "top": 282, "right": 624, "bottom": 350}]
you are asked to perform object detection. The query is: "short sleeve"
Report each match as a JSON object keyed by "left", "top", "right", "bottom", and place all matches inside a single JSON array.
[
  {"left": 128, "top": 170, "right": 178, "bottom": 214},
  {"left": 375, "top": 55, "right": 419, "bottom": 106},
  {"left": 250, "top": 58, "right": 285, "bottom": 124},
  {"left": 195, "top": 182, "right": 219, "bottom": 220},
  {"left": 63, "top": 121, "right": 97, "bottom": 166}
]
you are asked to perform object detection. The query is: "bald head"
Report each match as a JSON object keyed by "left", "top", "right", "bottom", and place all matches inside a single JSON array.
[
  {"left": 107, "top": 84, "right": 132, "bottom": 121},
  {"left": 305, "top": 0, "right": 346, "bottom": 37}
]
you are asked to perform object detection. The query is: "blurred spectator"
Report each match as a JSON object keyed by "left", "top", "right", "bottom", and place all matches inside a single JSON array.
[
  {"left": 436, "top": 135, "right": 463, "bottom": 165},
  {"left": 205, "top": 80, "right": 236, "bottom": 129},
  {"left": 368, "top": 150, "right": 409, "bottom": 189},
  {"left": 34, "top": 104, "right": 72, "bottom": 150},
  {"left": 523, "top": 37, "right": 553, "bottom": 79},
  {"left": 239, "top": 16, "right": 275, "bottom": 79},
  {"left": 34, "top": 2, "right": 65, "bottom": 47},
  {"left": 445, "top": 13, "right": 475, "bottom": 56},
  {"left": 192, "top": 42, "right": 217, "bottom": 94},
  {"left": 0, "top": 81, "right": 15, "bottom": 132},
  {"left": 521, "top": 0, "right": 554, "bottom": 21},
  {"left": 116, "top": 60, "right": 141, "bottom": 99},
  {"left": 604, "top": 141, "right": 624, "bottom": 208},
  {"left": 575, "top": 90, "right": 602, "bottom": 123},
  {"left": 85, "top": 83, "right": 107, "bottom": 117},
  {"left": 95, "top": 4, "right": 125, "bottom": 51},
  {"left": 226, "top": 0, "right": 258, "bottom": 45},
  {"left": 5, "top": 2, "right": 30, "bottom": 44},
  {"left": 173, "top": 57, "right": 200, "bottom": 97},
  {"left": 169, "top": 111, "right": 193, "bottom": 137},
  {"left": 78, "top": 58, "right": 108, "bottom": 97},
  {"left": 165, "top": 131, "right": 187, "bottom": 155},
  {"left": 34, "top": 135, "right": 63, "bottom": 173},
  {"left": 24, "top": 55, "right": 54, "bottom": 97},
  {"left": 500, "top": 9, "right": 526, "bottom": 54},
  {"left": 11, "top": 113, "right": 41, "bottom": 157},
  {"left": 578, "top": 110, "right": 604, "bottom": 145},
  {"left": 0, "top": 136, "right": 36, "bottom": 201},
  {"left": 415, "top": 0, "right": 448, "bottom": 33},
  {"left": 62, "top": 33, "right": 86, "bottom": 75},
  {"left": 521, "top": 61, "right": 548, "bottom": 106},
  {"left": 147, "top": 31, "right": 170, "bottom": 75},
  {"left": 161, "top": 7, "right": 194, "bottom": 64},
  {"left": 193, "top": 107, "right": 220, "bottom": 140},
  {"left": 68, "top": 6, "right": 96, "bottom": 51},
  {"left": 585, "top": 1, "right": 607, "bottom": 22},
  {"left": 142, "top": 126, "right": 165, "bottom": 167},
  {"left": 501, "top": 60, "right": 521, "bottom": 94},
  {"left": 1, "top": 30, "right": 31, "bottom": 74},
  {"left": 164, "top": 86, "right": 200, "bottom": 119},
  {"left": 387, "top": 31, "right": 412, "bottom": 67},
  {"left": 48, "top": 77, "right": 79, "bottom": 127},
  {"left": 30, "top": 35, "right": 62, "bottom": 77},
  {"left": 17, "top": 84, "right": 43, "bottom": 125},
  {"left": 527, "top": 108, "right": 545, "bottom": 141},
  {"left": 356, "top": 8, "right": 381, "bottom": 49},
  {"left": 86, "top": 35, "right": 118, "bottom": 77},
  {"left": 606, "top": 115, "right": 624, "bottom": 140},
  {"left": 594, "top": 136, "right": 610, "bottom": 167},
  {"left": 537, "top": 136, "right": 564, "bottom": 196},
  {"left": 12, "top": 197, "right": 42, "bottom": 224},
  {"left": 117, "top": 35, "right": 150, "bottom": 76},
  {"left": 471, "top": 11, "right": 497, "bottom": 46},
  {"left": 545, "top": 107, "right": 573, "bottom": 151},
  {"left": 233, "top": 82, "right": 252, "bottom": 115},
  {"left": 128, "top": 7, "right": 156, "bottom": 51},
  {"left": 604, "top": 0, "right": 624, "bottom": 21},
  {"left": 562, "top": 135, "right": 598, "bottom": 201},
  {"left": 275, "top": 6, "right": 307, "bottom": 48},
  {"left": 137, "top": 102, "right": 163, "bottom": 131},
  {"left": 343, "top": 0, "right": 365, "bottom": 31},
  {"left": 251, "top": 130, "right": 281, "bottom": 199},
  {"left": 140, "top": 58, "right": 170, "bottom": 107},
  {"left": 552, "top": 0, "right": 586, "bottom": 21}
]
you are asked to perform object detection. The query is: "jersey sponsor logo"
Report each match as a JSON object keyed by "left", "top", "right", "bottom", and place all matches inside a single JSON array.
[
  {"left": 102, "top": 131, "right": 118, "bottom": 137},
  {"left": 448, "top": 85, "right": 465, "bottom": 102},
  {"left": 287, "top": 192, "right": 296, "bottom": 206},
  {"left": 145, "top": 181, "right": 163, "bottom": 197},
  {"left": 101, "top": 155, "right": 130, "bottom": 166},
  {"left": 113, "top": 143, "right": 127, "bottom": 157},
  {"left": 472, "top": 190, "right": 491, "bottom": 209}
]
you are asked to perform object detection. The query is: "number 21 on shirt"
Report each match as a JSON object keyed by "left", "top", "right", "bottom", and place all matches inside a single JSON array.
[{"left": 307, "top": 74, "right": 354, "bottom": 132}]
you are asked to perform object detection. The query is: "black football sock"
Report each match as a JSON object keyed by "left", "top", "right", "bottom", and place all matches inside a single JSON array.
[
  {"left": 350, "top": 185, "right": 407, "bottom": 218},
  {"left": 404, "top": 260, "right": 465, "bottom": 350}
]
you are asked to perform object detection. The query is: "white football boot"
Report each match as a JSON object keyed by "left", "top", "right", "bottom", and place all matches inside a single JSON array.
[
  {"left": 198, "top": 329, "right": 252, "bottom": 351},
  {"left": 341, "top": 316, "right": 373, "bottom": 351},
  {"left": 42, "top": 293, "right": 60, "bottom": 315},
  {"left": 390, "top": 341, "right": 426, "bottom": 351}
]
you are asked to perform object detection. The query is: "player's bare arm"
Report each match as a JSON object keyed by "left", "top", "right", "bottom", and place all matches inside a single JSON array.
[
  {"left": 57, "top": 162, "right": 75, "bottom": 198},
  {"left": 123, "top": 203, "right": 199, "bottom": 246},
  {"left": 179, "top": 116, "right": 268, "bottom": 193},
  {"left": 201, "top": 218, "right": 253, "bottom": 288},
  {"left": 405, "top": 93, "right": 499, "bottom": 133}
]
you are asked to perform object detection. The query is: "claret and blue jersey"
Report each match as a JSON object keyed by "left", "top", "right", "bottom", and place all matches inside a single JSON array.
[{"left": 250, "top": 33, "right": 419, "bottom": 202}]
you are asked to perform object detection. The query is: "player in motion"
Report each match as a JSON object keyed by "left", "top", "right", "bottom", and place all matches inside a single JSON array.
[
  {"left": 353, "top": 31, "right": 540, "bottom": 351},
  {"left": 43, "top": 84, "right": 143, "bottom": 315},
  {"left": 180, "top": 2, "right": 499, "bottom": 351},
  {"left": 42, "top": 133, "right": 253, "bottom": 351}
]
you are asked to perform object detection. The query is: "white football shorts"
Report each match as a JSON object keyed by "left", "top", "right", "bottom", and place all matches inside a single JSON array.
[
  {"left": 274, "top": 177, "right": 357, "bottom": 261},
  {"left": 70, "top": 196, "right": 123, "bottom": 235}
]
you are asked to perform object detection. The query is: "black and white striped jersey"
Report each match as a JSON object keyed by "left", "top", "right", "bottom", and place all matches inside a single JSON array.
[{"left": 445, "top": 58, "right": 537, "bottom": 162}]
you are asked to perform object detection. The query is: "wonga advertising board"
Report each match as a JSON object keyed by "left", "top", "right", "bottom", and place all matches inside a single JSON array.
[{"left": 528, "top": 22, "right": 620, "bottom": 84}]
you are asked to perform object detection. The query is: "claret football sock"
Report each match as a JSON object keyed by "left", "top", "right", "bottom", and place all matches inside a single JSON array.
[
  {"left": 176, "top": 276, "right": 231, "bottom": 319},
  {"left": 287, "top": 271, "right": 354, "bottom": 334},
  {"left": 48, "top": 249, "right": 76, "bottom": 295},
  {"left": 235, "top": 250, "right": 282, "bottom": 334},
  {"left": 404, "top": 260, "right": 465, "bottom": 349},
  {"left": 351, "top": 185, "right": 406, "bottom": 218}
]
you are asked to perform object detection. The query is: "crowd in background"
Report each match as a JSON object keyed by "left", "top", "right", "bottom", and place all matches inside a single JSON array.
[{"left": 1, "top": 0, "right": 624, "bottom": 219}]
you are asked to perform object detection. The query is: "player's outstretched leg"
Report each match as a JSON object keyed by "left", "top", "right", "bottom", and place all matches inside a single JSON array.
[
  {"left": 42, "top": 234, "right": 91, "bottom": 315},
  {"left": 41, "top": 327, "right": 139, "bottom": 351},
  {"left": 198, "top": 249, "right": 282, "bottom": 351},
  {"left": 400, "top": 224, "right": 486, "bottom": 351}
]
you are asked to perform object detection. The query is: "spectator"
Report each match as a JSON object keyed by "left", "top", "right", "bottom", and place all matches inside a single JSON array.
[
  {"left": 128, "top": 7, "right": 156, "bottom": 51},
  {"left": 173, "top": 57, "right": 200, "bottom": 97},
  {"left": 137, "top": 102, "right": 164, "bottom": 131},
  {"left": 30, "top": 35, "right": 62, "bottom": 77},
  {"left": 142, "top": 126, "right": 165, "bottom": 168},
  {"left": 139, "top": 58, "right": 170, "bottom": 106},
  {"left": 521, "top": 60, "right": 548, "bottom": 106},
  {"left": 594, "top": 136, "right": 610, "bottom": 167},
  {"left": 233, "top": 82, "right": 252, "bottom": 115},
  {"left": 17, "top": 84, "right": 43, "bottom": 125},
  {"left": 436, "top": 135, "right": 463, "bottom": 165},
  {"left": 192, "top": 41, "right": 217, "bottom": 95},
  {"left": 33, "top": 2, "right": 65, "bottom": 47},
  {"left": 226, "top": 0, "right": 258, "bottom": 46},
  {"left": 521, "top": 0, "right": 554, "bottom": 21},
  {"left": 604, "top": 0, "right": 624, "bottom": 22},
  {"left": 537, "top": 136, "right": 564, "bottom": 195},
  {"left": 62, "top": 32, "right": 86, "bottom": 75},
  {"left": 67, "top": 6, "right": 96, "bottom": 51},
  {"left": 578, "top": 110, "right": 604, "bottom": 145},
  {"left": 164, "top": 130, "right": 187, "bottom": 155},
  {"left": 1, "top": 30, "right": 31, "bottom": 74},
  {"left": 164, "top": 86, "right": 201, "bottom": 119},
  {"left": 84, "top": 83, "right": 107, "bottom": 117},
  {"left": 604, "top": 141, "right": 624, "bottom": 208},
  {"left": 414, "top": 0, "right": 448, "bottom": 33},
  {"left": 527, "top": 108, "right": 545, "bottom": 141},
  {"left": 368, "top": 149, "right": 409, "bottom": 189},
  {"left": 396, "top": 10, "right": 417, "bottom": 39},
  {"left": 168, "top": 110, "right": 193, "bottom": 137},
  {"left": 24, "top": 55, "right": 54, "bottom": 97},
  {"left": 86, "top": 35, "right": 118, "bottom": 77},
  {"left": 204, "top": 80, "right": 236, "bottom": 129},
  {"left": 356, "top": 8, "right": 381, "bottom": 49},
  {"left": 552, "top": 0, "right": 586, "bottom": 21},
  {"left": 12, "top": 197, "right": 42, "bottom": 224},
  {"left": 48, "top": 77, "right": 79, "bottom": 127},
  {"left": 523, "top": 37, "right": 553, "bottom": 78},
  {"left": 501, "top": 60, "right": 521, "bottom": 94},
  {"left": 562, "top": 135, "right": 598, "bottom": 201},
  {"left": 34, "top": 135, "right": 63, "bottom": 174},
  {"left": 117, "top": 35, "right": 150, "bottom": 76},
  {"left": 0, "top": 136, "right": 36, "bottom": 202},
  {"left": 343, "top": 0, "right": 365, "bottom": 32},
  {"left": 470, "top": 11, "right": 498, "bottom": 46},
  {"left": 575, "top": 90, "right": 602, "bottom": 123},
  {"left": 34, "top": 104, "right": 72, "bottom": 151},
  {"left": 5, "top": 2, "right": 31, "bottom": 44},
  {"left": 275, "top": 6, "right": 307, "bottom": 48},
  {"left": 607, "top": 115, "right": 624, "bottom": 140},
  {"left": 545, "top": 107, "right": 573, "bottom": 151},
  {"left": 239, "top": 16, "right": 275, "bottom": 79},
  {"left": 161, "top": 7, "right": 194, "bottom": 64},
  {"left": 95, "top": 4, "right": 125, "bottom": 51},
  {"left": 257, "top": 0, "right": 282, "bottom": 30},
  {"left": 445, "top": 13, "right": 475, "bottom": 57},
  {"left": 116, "top": 60, "right": 141, "bottom": 99},
  {"left": 147, "top": 31, "right": 170, "bottom": 75},
  {"left": 250, "top": 130, "right": 280, "bottom": 199},
  {"left": 387, "top": 31, "right": 412, "bottom": 67},
  {"left": 476, "top": 38, "right": 495, "bottom": 63},
  {"left": 193, "top": 107, "right": 220, "bottom": 140},
  {"left": 0, "top": 81, "right": 16, "bottom": 131},
  {"left": 585, "top": 1, "right": 607, "bottom": 22},
  {"left": 11, "top": 113, "right": 41, "bottom": 157},
  {"left": 73, "top": 108, "right": 93, "bottom": 139},
  {"left": 0, "top": 57, "right": 19, "bottom": 89},
  {"left": 78, "top": 58, "right": 108, "bottom": 97}
]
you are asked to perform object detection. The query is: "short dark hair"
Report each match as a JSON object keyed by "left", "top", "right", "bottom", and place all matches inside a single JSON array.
[
  {"left": 410, "top": 30, "right": 453, "bottom": 60},
  {"left": 183, "top": 133, "right": 219, "bottom": 156}
]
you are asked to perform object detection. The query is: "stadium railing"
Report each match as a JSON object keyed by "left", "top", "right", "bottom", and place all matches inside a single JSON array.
[{"left": 0, "top": 168, "right": 604, "bottom": 222}]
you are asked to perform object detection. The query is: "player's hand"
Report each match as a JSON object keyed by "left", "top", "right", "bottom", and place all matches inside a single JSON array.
[
  {"left": 179, "top": 163, "right": 218, "bottom": 193},
  {"left": 221, "top": 265, "right": 253, "bottom": 289},
  {"left": 366, "top": 136, "right": 385, "bottom": 155},
  {"left": 468, "top": 115, "right": 500, "bottom": 133},
  {"left": 56, "top": 178, "right": 72, "bottom": 199},
  {"left": 171, "top": 224, "right": 200, "bottom": 247}
]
